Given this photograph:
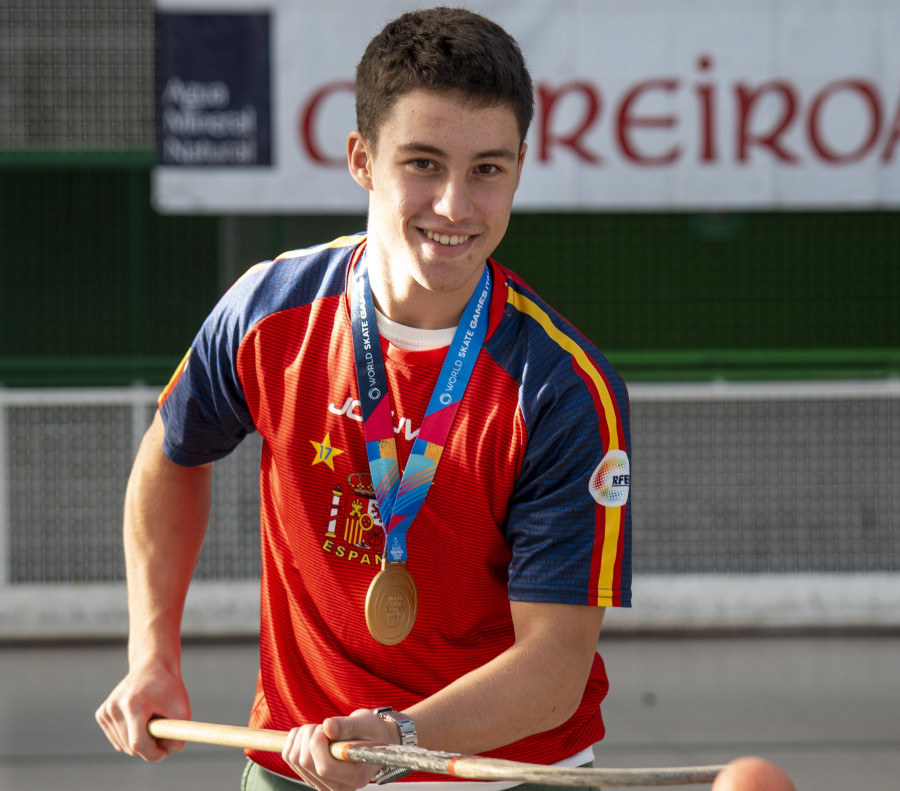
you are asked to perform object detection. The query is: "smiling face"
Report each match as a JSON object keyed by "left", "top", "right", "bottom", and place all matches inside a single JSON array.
[{"left": 347, "top": 89, "right": 526, "bottom": 329}]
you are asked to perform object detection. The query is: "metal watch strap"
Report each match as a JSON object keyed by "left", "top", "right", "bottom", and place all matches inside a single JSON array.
[{"left": 372, "top": 707, "right": 416, "bottom": 784}]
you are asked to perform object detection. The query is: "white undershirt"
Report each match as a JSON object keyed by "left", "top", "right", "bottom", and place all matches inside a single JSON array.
[{"left": 374, "top": 308, "right": 456, "bottom": 350}]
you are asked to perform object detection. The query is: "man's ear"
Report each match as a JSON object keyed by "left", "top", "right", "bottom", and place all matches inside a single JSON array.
[{"left": 347, "top": 131, "right": 374, "bottom": 191}]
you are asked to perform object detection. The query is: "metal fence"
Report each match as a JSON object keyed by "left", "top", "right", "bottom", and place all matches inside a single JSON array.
[{"left": 1, "top": 380, "right": 897, "bottom": 638}]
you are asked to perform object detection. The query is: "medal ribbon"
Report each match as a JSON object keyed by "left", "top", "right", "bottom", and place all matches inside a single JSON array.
[{"left": 350, "top": 255, "right": 492, "bottom": 563}]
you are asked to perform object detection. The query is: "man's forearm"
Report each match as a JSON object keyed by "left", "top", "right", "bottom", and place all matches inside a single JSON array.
[
  {"left": 95, "top": 411, "right": 212, "bottom": 761},
  {"left": 403, "top": 602, "right": 605, "bottom": 755},
  {"left": 123, "top": 412, "right": 212, "bottom": 671}
]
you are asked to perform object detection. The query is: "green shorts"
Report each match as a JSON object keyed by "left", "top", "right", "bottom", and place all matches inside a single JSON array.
[{"left": 241, "top": 759, "right": 599, "bottom": 791}]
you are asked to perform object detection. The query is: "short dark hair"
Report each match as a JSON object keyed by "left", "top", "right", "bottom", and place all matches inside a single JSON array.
[{"left": 355, "top": 6, "right": 534, "bottom": 148}]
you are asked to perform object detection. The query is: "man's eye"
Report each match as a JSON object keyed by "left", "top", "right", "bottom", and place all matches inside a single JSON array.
[
  {"left": 477, "top": 164, "right": 499, "bottom": 175},
  {"left": 412, "top": 159, "right": 433, "bottom": 170}
]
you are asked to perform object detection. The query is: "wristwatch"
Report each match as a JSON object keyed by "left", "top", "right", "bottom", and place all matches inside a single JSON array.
[{"left": 372, "top": 707, "right": 417, "bottom": 784}]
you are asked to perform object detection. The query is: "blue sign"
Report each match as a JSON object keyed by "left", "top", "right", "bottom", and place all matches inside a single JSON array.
[{"left": 156, "top": 13, "right": 272, "bottom": 166}]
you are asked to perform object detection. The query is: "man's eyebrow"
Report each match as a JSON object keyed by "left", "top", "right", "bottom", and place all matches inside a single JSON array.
[{"left": 397, "top": 142, "right": 519, "bottom": 161}]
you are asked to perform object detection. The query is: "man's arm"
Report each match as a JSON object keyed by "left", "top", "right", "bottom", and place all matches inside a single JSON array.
[
  {"left": 283, "top": 602, "right": 605, "bottom": 791},
  {"left": 95, "top": 411, "right": 212, "bottom": 761},
  {"left": 407, "top": 600, "right": 605, "bottom": 751}
]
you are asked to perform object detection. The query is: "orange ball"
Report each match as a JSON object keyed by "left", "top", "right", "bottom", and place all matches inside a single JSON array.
[{"left": 712, "top": 757, "right": 796, "bottom": 791}]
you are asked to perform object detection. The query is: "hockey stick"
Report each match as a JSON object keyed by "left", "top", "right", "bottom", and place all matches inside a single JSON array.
[{"left": 147, "top": 718, "right": 724, "bottom": 787}]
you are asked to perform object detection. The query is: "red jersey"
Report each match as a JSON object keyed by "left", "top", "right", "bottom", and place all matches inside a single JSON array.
[{"left": 159, "top": 235, "right": 631, "bottom": 781}]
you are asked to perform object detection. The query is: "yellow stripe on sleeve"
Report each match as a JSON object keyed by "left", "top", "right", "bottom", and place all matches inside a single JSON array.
[
  {"left": 596, "top": 506, "right": 623, "bottom": 605},
  {"left": 157, "top": 348, "right": 191, "bottom": 408}
]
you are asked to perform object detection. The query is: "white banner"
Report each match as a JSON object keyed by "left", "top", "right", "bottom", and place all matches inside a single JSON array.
[{"left": 153, "top": 0, "right": 900, "bottom": 212}]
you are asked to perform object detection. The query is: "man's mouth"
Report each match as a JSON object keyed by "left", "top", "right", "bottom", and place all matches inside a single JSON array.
[{"left": 423, "top": 229, "right": 472, "bottom": 247}]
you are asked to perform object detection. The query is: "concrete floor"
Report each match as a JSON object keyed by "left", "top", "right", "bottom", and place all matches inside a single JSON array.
[{"left": 1, "top": 634, "right": 898, "bottom": 790}]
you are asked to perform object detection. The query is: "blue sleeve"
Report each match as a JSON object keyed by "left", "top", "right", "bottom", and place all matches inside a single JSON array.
[
  {"left": 158, "top": 266, "right": 268, "bottom": 466},
  {"left": 505, "top": 366, "right": 616, "bottom": 603},
  {"left": 491, "top": 281, "right": 632, "bottom": 607}
]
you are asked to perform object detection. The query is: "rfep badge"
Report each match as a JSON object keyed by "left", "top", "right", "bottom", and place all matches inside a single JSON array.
[{"left": 589, "top": 450, "right": 630, "bottom": 508}]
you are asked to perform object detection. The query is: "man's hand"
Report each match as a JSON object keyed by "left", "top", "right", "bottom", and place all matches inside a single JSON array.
[
  {"left": 282, "top": 708, "right": 403, "bottom": 791},
  {"left": 95, "top": 662, "right": 191, "bottom": 762}
]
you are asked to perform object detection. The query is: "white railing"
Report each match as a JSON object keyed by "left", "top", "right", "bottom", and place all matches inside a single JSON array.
[{"left": 1, "top": 380, "right": 898, "bottom": 639}]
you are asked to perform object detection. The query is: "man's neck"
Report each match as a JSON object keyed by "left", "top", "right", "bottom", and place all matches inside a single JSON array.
[{"left": 365, "top": 255, "right": 478, "bottom": 330}]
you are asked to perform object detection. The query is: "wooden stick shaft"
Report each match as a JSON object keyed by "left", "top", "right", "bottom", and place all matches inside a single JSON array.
[
  {"left": 148, "top": 719, "right": 723, "bottom": 787},
  {"left": 149, "top": 718, "right": 287, "bottom": 753}
]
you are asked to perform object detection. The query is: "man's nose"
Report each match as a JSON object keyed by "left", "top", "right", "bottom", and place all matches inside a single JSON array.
[{"left": 433, "top": 174, "right": 474, "bottom": 222}]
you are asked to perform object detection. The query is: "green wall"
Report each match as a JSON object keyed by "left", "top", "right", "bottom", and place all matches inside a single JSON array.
[
  {"left": 1, "top": 154, "right": 898, "bottom": 386},
  {"left": 0, "top": 154, "right": 218, "bottom": 385},
  {"left": 496, "top": 211, "right": 900, "bottom": 380}
]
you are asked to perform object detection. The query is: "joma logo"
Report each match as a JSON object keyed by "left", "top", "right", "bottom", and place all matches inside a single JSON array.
[{"left": 328, "top": 397, "right": 420, "bottom": 440}]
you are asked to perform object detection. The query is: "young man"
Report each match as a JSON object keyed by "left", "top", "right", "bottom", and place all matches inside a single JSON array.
[{"left": 96, "top": 8, "right": 631, "bottom": 791}]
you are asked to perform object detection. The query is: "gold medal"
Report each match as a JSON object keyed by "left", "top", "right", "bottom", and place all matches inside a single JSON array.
[{"left": 365, "top": 561, "right": 418, "bottom": 645}]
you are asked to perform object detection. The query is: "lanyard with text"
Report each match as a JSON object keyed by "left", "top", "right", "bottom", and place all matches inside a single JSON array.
[{"left": 349, "top": 255, "right": 492, "bottom": 644}]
